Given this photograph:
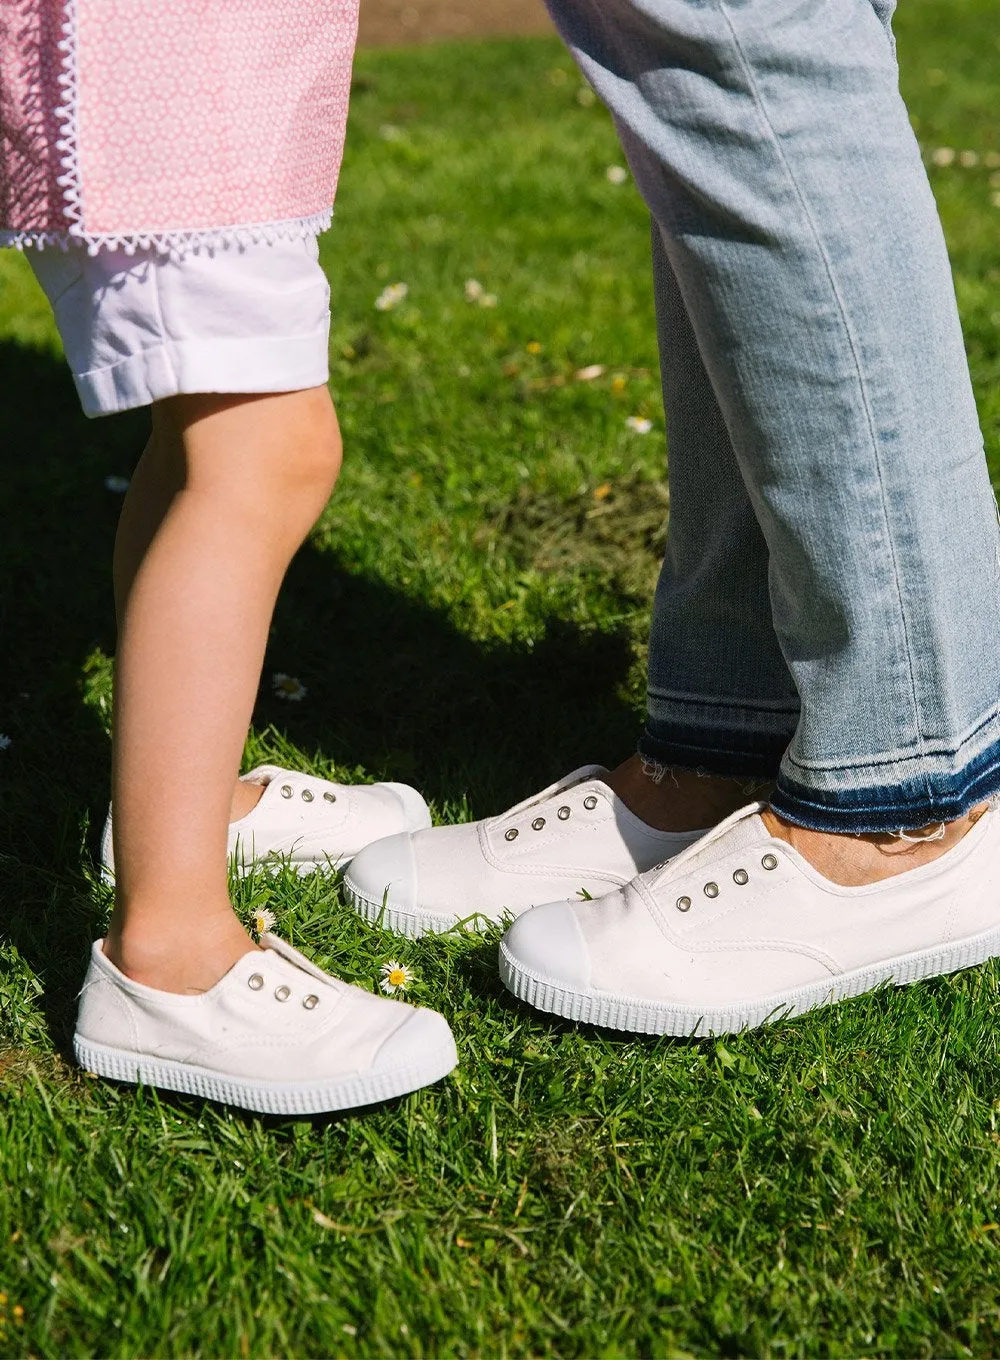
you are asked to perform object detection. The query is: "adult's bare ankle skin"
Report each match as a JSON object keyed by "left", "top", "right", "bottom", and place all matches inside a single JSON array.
[
  {"left": 605, "top": 753, "right": 772, "bottom": 833},
  {"left": 761, "top": 803, "right": 989, "bottom": 887}
]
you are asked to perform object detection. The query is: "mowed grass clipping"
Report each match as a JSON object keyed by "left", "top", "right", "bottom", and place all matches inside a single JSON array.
[{"left": 1, "top": 2, "right": 999, "bottom": 1354}]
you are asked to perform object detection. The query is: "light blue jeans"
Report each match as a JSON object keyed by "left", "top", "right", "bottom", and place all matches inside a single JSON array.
[{"left": 545, "top": 0, "right": 1000, "bottom": 832}]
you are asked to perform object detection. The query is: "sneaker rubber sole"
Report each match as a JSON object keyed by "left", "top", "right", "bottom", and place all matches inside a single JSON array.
[
  {"left": 498, "top": 922, "right": 1000, "bottom": 1037},
  {"left": 343, "top": 876, "right": 493, "bottom": 938},
  {"left": 73, "top": 1032, "right": 458, "bottom": 1115}
]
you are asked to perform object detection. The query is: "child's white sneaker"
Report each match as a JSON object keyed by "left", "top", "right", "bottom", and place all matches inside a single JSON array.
[
  {"left": 74, "top": 932, "right": 457, "bottom": 1114},
  {"left": 343, "top": 765, "right": 704, "bottom": 937},
  {"left": 100, "top": 764, "right": 432, "bottom": 880},
  {"left": 499, "top": 800, "right": 1000, "bottom": 1036}
]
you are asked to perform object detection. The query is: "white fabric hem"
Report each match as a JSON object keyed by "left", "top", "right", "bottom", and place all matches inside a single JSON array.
[{"left": 74, "top": 326, "right": 331, "bottom": 417}]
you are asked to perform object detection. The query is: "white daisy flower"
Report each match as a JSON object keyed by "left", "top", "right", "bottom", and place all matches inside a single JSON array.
[
  {"left": 464, "top": 278, "right": 484, "bottom": 301},
  {"left": 958, "top": 150, "right": 979, "bottom": 167},
  {"left": 626, "top": 415, "right": 653, "bottom": 434},
  {"left": 985, "top": 151, "right": 1000, "bottom": 169},
  {"left": 931, "top": 147, "right": 955, "bottom": 167},
  {"left": 272, "top": 673, "right": 307, "bottom": 701},
  {"left": 375, "top": 282, "right": 409, "bottom": 311},
  {"left": 0, "top": 734, "right": 10, "bottom": 751},
  {"left": 574, "top": 363, "right": 605, "bottom": 381},
  {"left": 379, "top": 961, "right": 416, "bottom": 995},
  {"left": 606, "top": 165, "right": 628, "bottom": 184},
  {"left": 252, "top": 908, "right": 276, "bottom": 937},
  {"left": 104, "top": 475, "right": 130, "bottom": 493}
]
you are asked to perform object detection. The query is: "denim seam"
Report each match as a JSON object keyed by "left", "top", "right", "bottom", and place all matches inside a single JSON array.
[
  {"left": 715, "top": 0, "right": 929, "bottom": 792},
  {"left": 781, "top": 705, "right": 1000, "bottom": 776},
  {"left": 775, "top": 770, "right": 1000, "bottom": 823},
  {"left": 647, "top": 690, "right": 800, "bottom": 716}
]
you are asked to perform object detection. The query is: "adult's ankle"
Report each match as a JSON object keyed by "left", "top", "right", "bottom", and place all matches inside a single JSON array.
[
  {"left": 605, "top": 753, "right": 771, "bottom": 833},
  {"left": 761, "top": 803, "right": 989, "bottom": 887}
]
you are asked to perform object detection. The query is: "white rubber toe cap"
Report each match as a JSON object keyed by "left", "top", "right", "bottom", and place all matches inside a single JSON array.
[
  {"left": 382, "top": 782, "right": 433, "bottom": 834},
  {"left": 346, "top": 832, "right": 419, "bottom": 916},
  {"left": 501, "top": 901, "right": 592, "bottom": 990}
]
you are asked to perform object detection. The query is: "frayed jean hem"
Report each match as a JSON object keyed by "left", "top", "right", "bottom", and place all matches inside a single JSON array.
[
  {"left": 637, "top": 724, "right": 788, "bottom": 781},
  {"left": 639, "top": 723, "right": 1000, "bottom": 833},
  {"left": 772, "top": 735, "right": 1000, "bottom": 833}
]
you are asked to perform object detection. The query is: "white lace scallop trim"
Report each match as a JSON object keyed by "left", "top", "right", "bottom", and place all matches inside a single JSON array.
[
  {"left": 53, "top": 0, "right": 83, "bottom": 237},
  {"left": 0, "top": 209, "right": 335, "bottom": 257},
  {"left": 1, "top": 0, "right": 333, "bottom": 258}
]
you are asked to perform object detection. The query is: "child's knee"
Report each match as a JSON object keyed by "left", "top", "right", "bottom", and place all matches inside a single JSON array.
[
  {"left": 290, "top": 391, "right": 343, "bottom": 506},
  {"left": 156, "top": 386, "right": 342, "bottom": 522}
]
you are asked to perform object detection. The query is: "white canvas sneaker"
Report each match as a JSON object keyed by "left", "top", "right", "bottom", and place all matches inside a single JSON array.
[
  {"left": 499, "top": 800, "right": 1000, "bottom": 1037},
  {"left": 343, "top": 765, "right": 705, "bottom": 937},
  {"left": 100, "top": 764, "right": 432, "bottom": 881},
  {"left": 74, "top": 932, "right": 458, "bottom": 1114}
]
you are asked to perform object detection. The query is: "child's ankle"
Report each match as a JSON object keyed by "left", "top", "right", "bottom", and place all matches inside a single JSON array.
[
  {"left": 231, "top": 778, "right": 266, "bottom": 822},
  {"left": 104, "top": 906, "right": 258, "bottom": 994}
]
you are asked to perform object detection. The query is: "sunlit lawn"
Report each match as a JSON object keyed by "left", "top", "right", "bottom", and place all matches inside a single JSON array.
[{"left": 0, "top": 2, "right": 998, "bottom": 1354}]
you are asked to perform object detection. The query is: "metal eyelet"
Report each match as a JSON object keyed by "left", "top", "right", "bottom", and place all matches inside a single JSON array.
[
  {"left": 733, "top": 869, "right": 749, "bottom": 886},
  {"left": 280, "top": 785, "right": 293, "bottom": 799},
  {"left": 323, "top": 791, "right": 337, "bottom": 803},
  {"left": 761, "top": 853, "right": 778, "bottom": 870},
  {"left": 676, "top": 895, "right": 691, "bottom": 912},
  {"left": 531, "top": 817, "right": 546, "bottom": 831},
  {"left": 301, "top": 788, "right": 314, "bottom": 802},
  {"left": 557, "top": 806, "right": 571, "bottom": 820},
  {"left": 248, "top": 973, "right": 264, "bottom": 991},
  {"left": 583, "top": 795, "right": 598, "bottom": 811},
  {"left": 703, "top": 882, "right": 719, "bottom": 898},
  {"left": 505, "top": 828, "right": 519, "bottom": 842},
  {"left": 302, "top": 995, "right": 319, "bottom": 1010},
  {"left": 274, "top": 985, "right": 291, "bottom": 1002}
]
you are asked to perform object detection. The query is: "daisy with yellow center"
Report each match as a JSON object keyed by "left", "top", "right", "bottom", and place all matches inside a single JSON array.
[
  {"left": 252, "top": 908, "right": 276, "bottom": 937},
  {"left": 379, "top": 961, "right": 415, "bottom": 995}
]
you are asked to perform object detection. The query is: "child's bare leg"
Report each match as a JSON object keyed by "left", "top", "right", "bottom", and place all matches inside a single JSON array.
[
  {"left": 112, "top": 434, "right": 266, "bottom": 824},
  {"left": 104, "top": 388, "right": 342, "bottom": 993}
]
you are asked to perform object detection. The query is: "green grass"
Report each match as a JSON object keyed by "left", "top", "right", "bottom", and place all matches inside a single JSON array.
[{"left": 1, "top": 3, "right": 999, "bottom": 1354}]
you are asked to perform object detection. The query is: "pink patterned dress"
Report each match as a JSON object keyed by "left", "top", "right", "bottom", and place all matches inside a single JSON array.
[{"left": 0, "top": 0, "right": 359, "bottom": 253}]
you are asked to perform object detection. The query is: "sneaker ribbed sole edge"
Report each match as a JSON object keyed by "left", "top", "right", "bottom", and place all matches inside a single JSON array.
[
  {"left": 73, "top": 1034, "right": 458, "bottom": 1115},
  {"left": 498, "top": 925, "right": 1000, "bottom": 1037},
  {"left": 343, "top": 877, "right": 490, "bottom": 938}
]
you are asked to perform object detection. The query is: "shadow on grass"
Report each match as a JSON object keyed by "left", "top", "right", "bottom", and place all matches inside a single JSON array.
[{"left": 0, "top": 338, "right": 641, "bottom": 1052}]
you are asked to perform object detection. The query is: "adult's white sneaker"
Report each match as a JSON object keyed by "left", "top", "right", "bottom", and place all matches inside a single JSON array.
[
  {"left": 343, "top": 765, "right": 705, "bottom": 937},
  {"left": 74, "top": 932, "right": 458, "bottom": 1114},
  {"left": 100, "top": 764, "right": 432, "bottom": 881},
  {"left": 499, "top": 799, "right": 1000, "bottom": 1036}
]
